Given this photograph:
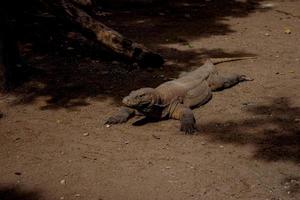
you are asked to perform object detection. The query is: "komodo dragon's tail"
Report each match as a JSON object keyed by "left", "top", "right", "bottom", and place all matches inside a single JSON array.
[{"left": 208, "top": 56, "right": 256, "bottom": 65}]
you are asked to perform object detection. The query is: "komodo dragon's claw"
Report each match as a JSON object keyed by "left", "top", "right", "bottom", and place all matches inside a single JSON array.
[
  {"left": 180, "top": 121, "right": 197, "bottom": 134},
  {"left": 239, "top": 75, "right": 254, "bottom": 82}
]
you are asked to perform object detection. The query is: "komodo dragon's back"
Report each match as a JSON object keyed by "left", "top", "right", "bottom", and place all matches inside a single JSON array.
[{"left": 105, "top": 57, "right": 254, "bottom": 134}]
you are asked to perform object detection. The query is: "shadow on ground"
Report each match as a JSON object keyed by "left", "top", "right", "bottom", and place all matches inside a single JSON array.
[
  {"left": 200, "top": 97, "right": 300, "bottom": 163},
  {"left": 6, "top": 0, "right": 264, "bottom": 108},
  {"left": 0, "top": 186, "right": 41, "bottom": 200},
  {"left": 103, "top": 0, "right": 266, "bottom": 46}
]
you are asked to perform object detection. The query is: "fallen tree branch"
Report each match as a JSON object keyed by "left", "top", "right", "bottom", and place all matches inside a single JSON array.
[{"left": 61, "top": 0, "right": 164, "bottom": 67}]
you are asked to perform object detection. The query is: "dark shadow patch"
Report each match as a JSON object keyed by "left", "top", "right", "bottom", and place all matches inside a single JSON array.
[
  {"left": 0, "top": 185, "right": 41, "bottom": 200},
  {"left": 200, "top": 97, "right": 300, "bottom": 163},
  {"left": 4, "top": 0, "right": 263, "bottom": 108}
]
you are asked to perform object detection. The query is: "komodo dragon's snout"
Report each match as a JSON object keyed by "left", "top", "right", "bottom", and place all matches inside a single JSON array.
[{"left": 122, "top": 88, "right": 157, "bottom": 108}]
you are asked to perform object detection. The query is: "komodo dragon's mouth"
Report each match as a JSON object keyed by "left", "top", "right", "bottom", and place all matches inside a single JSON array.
[{"left": 127, "top": 102, "right": 152, "bottom": 110}]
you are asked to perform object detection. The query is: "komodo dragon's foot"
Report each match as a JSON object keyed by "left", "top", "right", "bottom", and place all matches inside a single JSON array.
[
  {"left": 105, "top": 107, "right": 135, "bottom": 125},
  {"left": 180, "top": 118, "right": 197, "bottom": 134}
]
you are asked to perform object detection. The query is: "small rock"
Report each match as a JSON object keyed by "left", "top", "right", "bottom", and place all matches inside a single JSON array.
[
  {"left": 259, "top": 3, "right": 275, "bottom": 9},
  {"left": 264, "top": 33, "right": 270, "bottom": 36},
  {"left": 152, "top": 134, "right": 160, "bottom": 139},
  {"left": 60, "top": 179, "right": 66, "bottom": 185},
  {"left": 105, "top": 124, "right": 111, "bottom": 128},
  {"left": 100, "top": 71, "right": 109, "bottom": 75},
  {"left": 146, "top": 67, "right": 154, "bottom": 72},
  {"left": 284, "top": 28, "right": 291, "bottom": 34},
  {"left": 184, "top": 14, "right": 191, "bottom": 18},
  {"left": 60, "top": 197, "right": 65, "bottom": 200},
  {"left": 201, "top": 142, "right": 206, "bottom": 145},
  {"left": 219, "top": 145, "right": 224, "bottom": 148},
  {"left": 124, "top": 141, "right": 129, "bottom": 144},
  {"left": 132, "top": 63, "right": 139, "bottom": 68},
  {"left": 165, "top": 166, "right": 171, "bottom": 169},
  {"left": 83, "top": 132, "right": 89, "bottom": 136},
  {"left": 75, "top": 194, "right": 81, "bottom": 197},
  {"left": 294, "top": 118, "right": 300, "bottom": 122}
]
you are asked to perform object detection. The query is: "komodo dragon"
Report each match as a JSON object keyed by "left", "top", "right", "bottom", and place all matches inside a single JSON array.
[{"left": 105, "top": 57, "right": 254, "bottom": 134}]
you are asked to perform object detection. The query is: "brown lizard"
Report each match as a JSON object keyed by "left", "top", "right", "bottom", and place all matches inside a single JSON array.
[{"left": 105, "top": 57, "right": 254, "bottom": 134}]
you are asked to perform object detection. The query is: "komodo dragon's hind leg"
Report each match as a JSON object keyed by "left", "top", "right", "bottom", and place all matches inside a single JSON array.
[
  {"left": 208, "top": 72, "right": 253, "bottom": 91},
  {"left": 105, "top": 107, "right": 136, "bottom": 124}
]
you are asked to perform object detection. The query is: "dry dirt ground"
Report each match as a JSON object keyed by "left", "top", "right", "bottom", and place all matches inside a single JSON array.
[{"left": 1, "top": 0, "right": 300, "bottom": 199}]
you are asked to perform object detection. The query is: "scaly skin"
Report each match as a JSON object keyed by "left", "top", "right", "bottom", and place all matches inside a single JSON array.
[{"left": 105, "top": 58, "right": 254, "bottom": 134}]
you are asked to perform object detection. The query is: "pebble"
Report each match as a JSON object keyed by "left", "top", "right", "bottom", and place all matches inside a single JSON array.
[
  {"left": 83, "top": 132, "right": 89, "bottom": 136},
  {"left": 106, "top": 124, "right": 111, "bottom": 128},
  {"left": 75, "top": 194, "right": 81, "bottom": 197},
  {"left": 259, "top": 3, "right": 275, "bottom": 9},
  {"left": 112, "top": 61, "right": 120, "bottom": 65},
  {"left": 60, "top": 197, "right": 65, "bottom": 200},
  {"left": 184, "top": 14, "right": 191, "bottom": 18},
  {"left": 124, "top": 141, "right": 129, "bottom": 144},
  {"left": 60, "top": 179, "right": 66, "bottom": 185},
  {"left": 284, "top": 28, "right": 291, "bottom": 34},
  {"left": 152, "top": 134, "right": 160, "bottom": 139},
  {"left": 219, "top": 145, "right": 224, "bottom": 148}
]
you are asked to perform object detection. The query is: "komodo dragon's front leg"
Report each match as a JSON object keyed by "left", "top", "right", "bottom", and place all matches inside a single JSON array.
[
  {"left": 166, "top": 81, "right": 212, "bottom": 134},
  {"left": 105, "top": 107, "right": 136, "bottom": 124},
  {"left": 167, "top": 100, "right": 197, "bottom": 134}
]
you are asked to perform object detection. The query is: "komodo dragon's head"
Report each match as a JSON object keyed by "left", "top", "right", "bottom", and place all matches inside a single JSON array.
[{"left": 122, "top": 88, "right": 161, "bottom": 110}]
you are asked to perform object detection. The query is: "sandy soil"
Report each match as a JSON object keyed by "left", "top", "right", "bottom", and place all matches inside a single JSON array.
[{"left": 0, "top": 0, "right": 300, "bottom": 199}]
